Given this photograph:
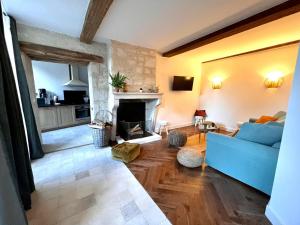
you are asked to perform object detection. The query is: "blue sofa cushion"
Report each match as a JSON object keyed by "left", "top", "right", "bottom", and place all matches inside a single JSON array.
[
  {"left": 236, "top": 122, "right": 283, "bottom": 146},
  {"left": 272, "top": 142, "right": 281, "bottom": 149},
  {"left": 265, "top": 121, "right": 285, "bottom": 127}
]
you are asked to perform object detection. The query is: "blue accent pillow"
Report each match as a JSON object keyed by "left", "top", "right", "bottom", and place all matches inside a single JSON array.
[
  {"left": 236, "top": 123, "right": 283, "bottom": 146},
  {"left": 272, "top": 142, "right": 281, "bottom": 149}
]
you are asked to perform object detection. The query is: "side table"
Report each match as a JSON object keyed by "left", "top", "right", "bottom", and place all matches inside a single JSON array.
[{"left": 198, "top": 121, "right": 219, "bottom": 143}]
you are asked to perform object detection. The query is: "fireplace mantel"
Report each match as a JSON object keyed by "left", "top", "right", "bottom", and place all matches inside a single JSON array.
[
  {"left": 113, "top": 92, "right": 163, "bottom": 100},
  {"left": 111, "top": 92, "right": 163, "bottom": 141}
]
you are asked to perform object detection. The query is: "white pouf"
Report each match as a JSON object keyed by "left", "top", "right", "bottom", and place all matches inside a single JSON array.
[{"left": 177, "top": 147, "right": 203, "bottom": 168}]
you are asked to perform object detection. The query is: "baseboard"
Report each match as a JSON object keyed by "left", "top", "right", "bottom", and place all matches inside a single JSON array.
[
  {"left": 155, "top": 122, "right": 194, "bottom": 133},
  {"left": 168, "top": 122, "right": 194, "bottom": 130},
  {"left": 265, "top": 204, "right": 283, "bottom": 225},
  {"left": 155, "top": 121, "right": 236, "bottom": 133}
]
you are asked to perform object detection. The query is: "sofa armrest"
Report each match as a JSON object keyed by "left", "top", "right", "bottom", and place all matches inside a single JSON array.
[{"left": 206, "top": 132, "right": 279, "bottom": 195}]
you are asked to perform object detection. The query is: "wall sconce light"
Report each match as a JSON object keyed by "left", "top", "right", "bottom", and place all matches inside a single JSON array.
[
  {"left": 212, "top": 77, "right": 222, "bottom": 89},
  {"left": 264, "top": 71, "right": 284, "bottom": 88}
]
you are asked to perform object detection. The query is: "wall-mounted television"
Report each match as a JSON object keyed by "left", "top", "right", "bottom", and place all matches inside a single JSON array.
[{"left": 172, "top": 76, "right": 194, "bottom": 91}]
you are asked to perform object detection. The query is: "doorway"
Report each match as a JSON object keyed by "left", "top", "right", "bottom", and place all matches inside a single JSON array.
[{"left": 31, "top": 61, "right": 92, "bottom": 152}]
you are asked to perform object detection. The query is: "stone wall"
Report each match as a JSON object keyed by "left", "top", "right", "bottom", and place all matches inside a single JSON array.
[
  {"left": 17, "top": 24, "right": 109, "bottom": 122},
  {"left": 17, "top": 25, "right": 158, "bottom": 123},
  {"left": 110, "top": 40, "right": 156, "bottom": 92},
  {"left": 88, "top": 63, "right": 109, "bottom": 120}
]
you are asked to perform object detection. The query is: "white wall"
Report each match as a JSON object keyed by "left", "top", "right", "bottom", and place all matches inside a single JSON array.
[
  {"left": 199, "top": 44, "right": 297, "bottom": 130},
  {"left": 265, "top": 45, "right": 300, "bottom": 225},
  {"left": 32, "top": 61, "right": 88, "bottom": 100},
  {"left": 156, "top": 54, "right": 201, "bottom": 129},
  {"left": 17, "top": 23, "right": 109, "bottom": 123}
]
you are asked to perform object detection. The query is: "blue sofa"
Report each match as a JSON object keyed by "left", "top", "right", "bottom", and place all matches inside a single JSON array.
[{"left": 206, "top": 123, "right": 282, "bottom": 195}]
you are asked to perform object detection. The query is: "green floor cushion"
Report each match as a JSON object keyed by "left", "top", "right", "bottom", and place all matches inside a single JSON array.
[{"left": 111, "top": 142, "right": 140, "bottom": 163}]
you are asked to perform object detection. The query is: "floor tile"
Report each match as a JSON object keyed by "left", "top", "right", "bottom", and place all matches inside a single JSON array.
[
  {"left": 75, "top": 170, "right": 90, "bottom": 180},
  {"left": 125, "top": 214, "right": 148, "bottom": 225},
  {"left": 28, "top": 144, "right": 168, "bottom": 225},
  {"left": 42, "top": 125, "right": 93, "bottom": 153},
  {"left": 120, "top": 201, "right": 142, "bottom": 222}
]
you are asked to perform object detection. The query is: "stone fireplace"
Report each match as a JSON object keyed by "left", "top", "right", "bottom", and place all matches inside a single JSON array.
[{"left": 111, "top": 92, "right": 163, "bottom": 143}]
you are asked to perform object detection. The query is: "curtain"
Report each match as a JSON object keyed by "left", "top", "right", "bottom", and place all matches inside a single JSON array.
[
  {"left": 9, "top": 17, "right": 44, "bottom": 159},
  {"left": 0, "top": 6, "right": 35, "bottom": 212},
  {"left": 0, "top": 130, "right": 28, "bottom": 225}
]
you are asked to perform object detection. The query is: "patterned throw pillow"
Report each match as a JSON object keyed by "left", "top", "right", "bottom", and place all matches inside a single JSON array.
[{"left": 255, "top": 116, "right": 277, "bottom": 124}]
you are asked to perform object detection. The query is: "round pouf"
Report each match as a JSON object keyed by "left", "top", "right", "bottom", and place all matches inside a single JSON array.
[
  {"left": 168, "top": 130, "right": 187, "bottom": 147},
  {"left": 177, "top": 148, "right": 203, "bottom": 168}
]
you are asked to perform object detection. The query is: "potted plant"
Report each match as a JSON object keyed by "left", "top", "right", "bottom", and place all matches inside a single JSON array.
[{"left": 109, "top": 72, "right": 128, "bottom": 92}]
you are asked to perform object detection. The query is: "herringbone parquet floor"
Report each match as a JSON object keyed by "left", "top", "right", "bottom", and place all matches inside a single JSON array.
[{"left": 127, "top": 127, "right": 271, "bottom": 225}]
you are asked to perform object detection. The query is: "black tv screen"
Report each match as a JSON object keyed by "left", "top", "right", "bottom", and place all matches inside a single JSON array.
[{"left": 172, "top": 76, "right": 194, "bottom": 91}]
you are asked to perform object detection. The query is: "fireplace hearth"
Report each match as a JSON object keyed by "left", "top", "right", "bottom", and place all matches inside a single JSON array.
[
  {"left": 119, "top": 121, "right": 152, "bottom": 140},
  {"left": 111, "top": 92, "right": 163, "bottom": 144},
  {"left": 117, "top": 101, "right": 152, "bottom": 140}
]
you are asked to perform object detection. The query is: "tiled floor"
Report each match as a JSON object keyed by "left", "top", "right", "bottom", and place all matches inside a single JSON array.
[
  {"left": 42, "top": 125, "right": 93, "bottom": 153},
  {"left": 27, "top": 145, "right": 171, "bottom": 225}
]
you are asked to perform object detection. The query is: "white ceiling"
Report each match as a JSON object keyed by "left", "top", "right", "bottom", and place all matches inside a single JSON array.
[
  {"left": 2, "top": 0, "right": 89, "bottom": 37},
  {"left": 3, "top": 0, "right": 286, "bottom": 52}
]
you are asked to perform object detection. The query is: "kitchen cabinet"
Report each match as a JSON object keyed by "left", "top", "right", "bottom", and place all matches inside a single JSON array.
[
  {"left": 58, "top": 106, "right": 75, "bottom": 127},
  {"left": 38, "top": 107, "right": 59, "bottom": 130},
  {"left": 38, "top": 105, "right": 90, "bottom": 131}
]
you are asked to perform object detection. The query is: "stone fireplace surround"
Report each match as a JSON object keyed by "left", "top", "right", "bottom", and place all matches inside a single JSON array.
[{"left": 112, "top": 92, "right": 163, "bottom": 143}]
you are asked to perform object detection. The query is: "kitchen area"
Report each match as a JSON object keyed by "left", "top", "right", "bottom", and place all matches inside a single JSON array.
[{"left": 32, "top": 61, "right": 92, "bottom": 152}]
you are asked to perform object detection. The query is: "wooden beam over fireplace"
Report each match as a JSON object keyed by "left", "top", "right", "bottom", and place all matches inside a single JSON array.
[
  {"left": 162, "top": 1, "right": 300, "bottom": 57},
  {"left": 80, "top": 0, "right": 114, "bottom": 44}
]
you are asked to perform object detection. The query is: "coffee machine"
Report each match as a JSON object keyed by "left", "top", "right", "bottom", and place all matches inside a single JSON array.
[
  {"left": 39, "top": 89, "right": 47, "bottom": 98},
  {"left": 37, "top": 89, "right": 48, "bottom": 106}
]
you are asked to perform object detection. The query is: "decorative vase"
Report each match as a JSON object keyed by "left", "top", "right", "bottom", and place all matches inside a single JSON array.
[
  {"left": 114, "top": 88, "right": 120, "bottom": 92},
  {"left": 123, "top": 83, "right": 128, "bottom": 92}
]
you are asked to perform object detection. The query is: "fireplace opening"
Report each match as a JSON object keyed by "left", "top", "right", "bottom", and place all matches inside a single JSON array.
[{"left": 117, "top": 100, "right": 152, "bottom": 140}]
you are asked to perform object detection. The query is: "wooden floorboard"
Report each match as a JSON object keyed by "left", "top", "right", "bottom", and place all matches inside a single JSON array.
[{"left": 127, "top": 126, "right": 271, "bottom": 225}]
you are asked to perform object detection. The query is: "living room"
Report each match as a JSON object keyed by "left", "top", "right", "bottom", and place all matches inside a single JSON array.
[{"left": 1, "top": 1, "right": 300, "bottom": 225}]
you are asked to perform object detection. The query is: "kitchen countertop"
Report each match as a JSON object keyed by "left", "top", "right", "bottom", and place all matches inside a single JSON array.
[{"left": 38, "top": 103, "right": 90, "bottom": 108}]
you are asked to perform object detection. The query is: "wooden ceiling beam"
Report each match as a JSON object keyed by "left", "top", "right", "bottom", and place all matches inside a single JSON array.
[
  {"left": 80, "top": 0, "right": 113, "bottom": 44},
  {"left": 19, "top": 42, "right": 103, "bottom": 65},
  {"left": 162, "top": 1, "right": 300, "bottom": 57}
]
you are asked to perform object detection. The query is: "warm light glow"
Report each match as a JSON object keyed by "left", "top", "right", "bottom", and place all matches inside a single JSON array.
[
  {"left": 265, "top": 71, "right": 284, "bottom": 88},
  {"left": 212, "top": 77, "right": 222, "bottom": 89},
  {"left": 185, "top": 76, "right": 192, "bottom": 80}
]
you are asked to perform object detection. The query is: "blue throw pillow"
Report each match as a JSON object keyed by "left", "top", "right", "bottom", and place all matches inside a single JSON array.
[
  {"left": 236, "top": 122, "right": 283, "bottom": 146},
  {"left": 272, "top": 142, "right": 281, "bottom": 149}
]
